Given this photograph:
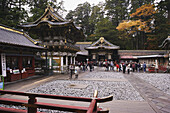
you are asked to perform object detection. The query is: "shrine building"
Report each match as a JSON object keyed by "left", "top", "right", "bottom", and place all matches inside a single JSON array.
[
  {"left": 19, "top": 6, "right": 85, "bottom": 73},
  {"left": 0, "top": 24, "right": 46, "bottom": 82},
  {"left": 85, "top": 37, "right": 120, "bottom": 62}
]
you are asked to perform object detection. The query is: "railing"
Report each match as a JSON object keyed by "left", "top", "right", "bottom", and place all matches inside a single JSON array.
[{"left": 0, "top": 90, "right": 113, "bottom": 113}]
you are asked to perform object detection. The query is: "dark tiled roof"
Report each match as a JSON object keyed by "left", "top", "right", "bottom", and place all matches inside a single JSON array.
[
  {"left": 85, "top": 37, "right": 120, "bottom": 50},
  {"left": 20, "top": 21, "right": 71, "bottom": 28},
  {"left": 118, "top": 50, "right": 166, "bottom": 56},
  {"left": 75, "top": 44, "right": 91, "bottom": 50},
  {"left": 0, "top": 25, "right": 45, "bottom": 49}
]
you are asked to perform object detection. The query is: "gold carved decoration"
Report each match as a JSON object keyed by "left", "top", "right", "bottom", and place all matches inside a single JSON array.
[
  {"left": 41, "top": 16, "right": 48, "bottom": 21},
  {"left": 100, "top": 37, "right": 104, "bottom": 43}
]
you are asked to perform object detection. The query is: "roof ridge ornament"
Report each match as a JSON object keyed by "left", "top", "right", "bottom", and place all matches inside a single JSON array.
[
  {"left": 47, "top": 4, "right": 54, "bottom": 12},
  {"left": 100, "top": 37, "right": 104, "bottom": 44}
]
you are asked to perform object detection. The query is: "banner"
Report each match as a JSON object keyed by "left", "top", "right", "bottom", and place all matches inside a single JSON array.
[{"left": 1, "top": 53, "right": 6, "bottom": 77}]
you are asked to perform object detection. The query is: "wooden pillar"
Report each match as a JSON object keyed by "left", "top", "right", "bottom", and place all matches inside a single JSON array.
[
  {"left": 32, "top": 57, "right": 35, "bottom": 69},
  {"left": 28, "top": 95, "right": 37, "bottom": 113},
  {"left": 18, "top": 56, "right": 22, "bottom": 71},
  {"left": 60, "top": 56, "right": 63, "bottom": 72}
]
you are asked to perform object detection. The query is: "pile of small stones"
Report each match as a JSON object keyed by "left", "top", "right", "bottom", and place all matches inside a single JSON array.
[
  {"left": 27, "top": 80, "right": 143, "bottom": 101},
  {"left": 83, "top": 71, "right": 125, "bottom": 79},
  {"left": 136, "top": 73, "right": 170, "bottom": 95}
]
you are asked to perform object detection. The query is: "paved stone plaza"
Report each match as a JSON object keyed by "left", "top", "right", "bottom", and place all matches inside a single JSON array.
[{"left": 1, "top": 67, "right": 170, "bottom": 113}]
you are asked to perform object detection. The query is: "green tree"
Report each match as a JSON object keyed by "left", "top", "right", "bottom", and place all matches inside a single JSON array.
[
  {"left": 27, "top": 0, "right": 65, "bottom": 22},
  {"left": 94, "top": 18, "right": 123, "bottom": 47},
  {"left": 0, "top": 0, "right": 28, "bottom": 27},
  {"left": 65, "top": 10, "right": 75, "bottom": 21},
  {"left": 105, "top": 0, "right": 130, "bottom": 26},
  {"left": 88, "top": 2, "right": 105, "bottom": 36},
  {"left": 146, "top": 0, "right": 170, "bottom": 49},
  {"left": 73, "top": 2, "right": 91, "bottom": 38}
]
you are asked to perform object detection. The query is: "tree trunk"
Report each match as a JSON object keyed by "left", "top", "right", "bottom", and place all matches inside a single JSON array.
[
  {"left": 168, "top": 7, "right": 170, "bottom": 24},
  {"left": 136, "top": 32, "right": 139, "bottom": 50}
]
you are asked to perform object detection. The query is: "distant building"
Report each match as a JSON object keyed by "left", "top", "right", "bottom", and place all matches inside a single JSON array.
[
  {"left": 76, "top": 37, "right": 168, "bottom": 72},
  {"left": 0, "top": 24, "right": 46, "bottom": 82},
  {"left": 75, "top": 42, "right": 92, "bottom": 62},
  {"left": 85, "top": 37, "right": 120, "bottom": 62},
  {"left": 19, "top": 6, "right": 85, "bottom": 73}
]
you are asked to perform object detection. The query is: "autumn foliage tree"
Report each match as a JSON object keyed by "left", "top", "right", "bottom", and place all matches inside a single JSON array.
[{"left": 116, "top": 4, "right": 156, "bottom": 49}]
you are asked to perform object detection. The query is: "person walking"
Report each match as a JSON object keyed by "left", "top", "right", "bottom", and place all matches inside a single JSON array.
[
  {"left": 116, "top": 63, "right": 119, "bottom": 72},
  {"left": 127, "top": 63, "right": 131, "bottom": 74},
  {"left": 143, "top": 62, "right": 147, "bottom": 73},
  {"left": 69, "top": 64, "right": 74, "bottom": 79},
  {"left": 89, "top": 61, "right": 93, "bottom": 72},
  {"left": 123, "top": 63, "right": 126, "bottom": 74},
  {"left": 155, "top": 60, "right": 159, "bottom": 73},
  {"left": 137, "top": 62, "right": 141, "bottom": 72},
  {"left": 132, "top": 63, "right": 135, "bottom": 72}
]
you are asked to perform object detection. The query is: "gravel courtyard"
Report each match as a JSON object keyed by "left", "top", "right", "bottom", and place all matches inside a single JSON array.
[
  {"left": 135, "top": 73, "right": 170, "bottom": 95},
  {"left": 26, "top": 67, "right": 144, "bottom": 101},
  {"left": 1, "top": 67, "right": 170, "bottom": 113}
]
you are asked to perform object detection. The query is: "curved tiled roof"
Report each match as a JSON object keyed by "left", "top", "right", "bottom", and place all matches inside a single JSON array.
[
  {"left": 0, "top": 25, "right": 45, "bottom": 49},
  {"left": 20, "top": 20, "right": 71, "bottom": 28},
  {"left": 85, "top": 37, "right": 120, "bottom": 50}
]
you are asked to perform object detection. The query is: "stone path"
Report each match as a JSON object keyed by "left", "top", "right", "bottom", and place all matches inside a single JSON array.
[{"left": 124, "top": 73, "right": 170, "bottom": 113}]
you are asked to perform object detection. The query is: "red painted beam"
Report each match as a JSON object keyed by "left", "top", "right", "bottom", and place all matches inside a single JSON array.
[
  {"left": 87, "top": 99, "right": 97, "bottom": 113},
  {"left": 0, "top": 107, "right": 27, "bottom": 113},
  {"left": 35, "top": 101, "right": 88, "bottom": 112},
  {"left": 0, "top": 98, "right": 27, "bottom": 106},
  {"left": 0, "top": 107, "right": 45, "bottom": 113},
  {"left": 0, "top": 90, "right": 92, "bottom": 102},
  {"left": 0, "top": 90, "right": 113, "bottom": 103}
]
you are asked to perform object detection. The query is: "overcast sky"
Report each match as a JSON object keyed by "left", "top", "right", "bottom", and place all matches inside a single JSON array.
[
  {"left": 61, "top": 0, "right": 105, "bottom": 11},
  {"left": 58, "top": 0, "right": 105, "bottom": 17},
  {"left": 59, "top": 0, "right": 161, "bottom": 17}
]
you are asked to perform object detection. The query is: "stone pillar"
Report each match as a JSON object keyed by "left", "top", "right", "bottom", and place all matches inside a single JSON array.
[
  {"left": 66, "top": 56, "right": 68, "bottom": 66},
  {"left": 49, "top": 57, "right": 52, "bottom": 69},
  {"left": 60, "top": 56, "right": 63, "bottom": 72},
  {"left": 73, "top": 57, "right": 75, "bottom": 65}
]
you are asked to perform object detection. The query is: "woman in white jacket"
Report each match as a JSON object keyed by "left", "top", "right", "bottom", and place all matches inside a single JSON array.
[{"left": 127, "top": 63, "right": 131, "bottom": 74}]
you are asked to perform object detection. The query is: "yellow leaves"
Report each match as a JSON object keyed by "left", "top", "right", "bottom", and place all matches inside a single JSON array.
[
  {"left": 116, "top": 20, "right": 145, "bottom": 31},
  {"left": 130, "top": 4, "right": 156, "bottom": 19},
  {"left": 116, "top": 4, "right": 156, "bottom": 35}
]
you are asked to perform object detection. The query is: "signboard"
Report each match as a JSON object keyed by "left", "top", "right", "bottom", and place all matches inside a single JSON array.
[
  {"left": 1, "top": 53, "right": 6, "bottom": 77},
  {"left": 0, "top": 76, "right": 4, "bottom": 90}
]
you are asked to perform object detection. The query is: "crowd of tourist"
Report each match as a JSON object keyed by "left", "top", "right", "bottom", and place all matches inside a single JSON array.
[
  {"left": 100, "top": 61, "right": 147, "bottom": 74},
  {"left": 74, "top": 61, "right": 148, "bottom": 74},
  {"left": 69, "top": 60, "right": 157, "bottom": 79}
]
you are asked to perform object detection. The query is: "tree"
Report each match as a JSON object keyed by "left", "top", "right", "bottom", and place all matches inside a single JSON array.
[
  {"left": 105, "top": 0, "right": 130, "bottom": 26},
  {"left": 94, "top": 18, "right": 122, "bottom": 47},
  {"left": 146, "top": 0, "right": 170, "bottom": 49},
  {"left": 0, "top": 0, "right": 28, "bottom": 27},
  {"left": 130, "top": 0, "right": 155, "bottom": 13},
  {"left": 117, "top": 4, "right": 156, "bottom": 49},
  {"left": 88, "top": 2, "right": 105, "bottom": 36},
  {"left": 27, "top": 0, "right": 65, "bottom": 22}
]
